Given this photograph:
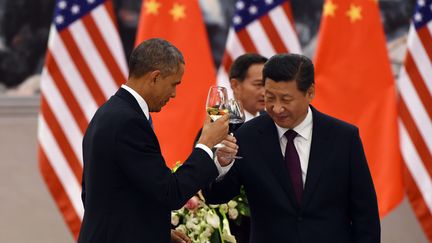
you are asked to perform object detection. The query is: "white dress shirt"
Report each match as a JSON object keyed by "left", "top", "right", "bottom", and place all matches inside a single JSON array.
[
  {"left": 275, "top": 107, "right": 313, "bottom": 187},
  {"left": 244, "top": 110, "right": 259, "bottom": 122},
  {"left": 121, "top": 85, "right": 230, "bottom": 176}
]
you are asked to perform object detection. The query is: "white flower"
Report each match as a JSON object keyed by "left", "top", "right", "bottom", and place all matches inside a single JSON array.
[
  {"left": 176, "top": 224, "right": 187, "bottom": 234},
  {"left": 199, "top": 227, "right": 212, "bottom": 240},
  {"left": 219, "top": 204, "right": 228, "bottom": 214},
  {"left": 186, "top": 220, "right": 199, "bottom": 231},
  {"left": 205, "top": 211, "right": 220, "bottom": 228},
  {"left": 223, "top": 233, "right": 237, "bottom": 243},
  {"left": 228, "top": 200, "right": 238, "bottom": 208},
  {"left": 228, "top": 208, "right": 239, "bottom": 220},
  {"left": 222, "top": 218, "right": 237, "bottom": 243},
  {"left": 171, "top": 212, "right": 179, "bottom": 226}
]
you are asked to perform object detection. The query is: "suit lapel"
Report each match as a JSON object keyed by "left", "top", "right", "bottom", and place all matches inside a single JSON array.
[
  {"left": 114, "top": 88, "right": 160, "bottom": 150},
  {"left": 301, "top": 106, "right": 333, "bottom": 208},
  {"left": 257, "top": 114, "right": 299, "bottom": 208}
]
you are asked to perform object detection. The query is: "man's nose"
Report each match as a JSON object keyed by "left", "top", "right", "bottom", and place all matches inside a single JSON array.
[
  {"left": 259, "top": 87, "right": 265, "bottom": 95},
  {"left": 272, "top": 102, "right": 284, "bottom": 113}
]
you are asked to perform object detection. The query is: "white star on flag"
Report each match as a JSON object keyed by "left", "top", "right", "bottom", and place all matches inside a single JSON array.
[
  {"left": 55, "top": 15, "right": 64, "bottom": 24},
  {"left": 71, "top": 5, "right": 80, "bottom": 14},
  {"left": 414, "top": 12, "right": 422, "bottom": 22},
  {"left": 58, "top": 1, "right": 67, "bottom": 9},
  {"left": 233, "top": 15, "right": 242, "bottom": 25},
  {"left": 249, "top": 5, "right": 258, "bottom": 15},
  {"left": 236, "top": 1, "right": 245, "bottom": 10}
]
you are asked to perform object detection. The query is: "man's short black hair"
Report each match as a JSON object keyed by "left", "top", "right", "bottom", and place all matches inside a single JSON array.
[
  {"left": 128, "top": 38, "right": 185, "bottom": 79},
  {"left": 263, "top": 53, "right": 314, "bottom": 92},
  {"left": 229, "top": 53, "right": 268, "bottom": 82}
]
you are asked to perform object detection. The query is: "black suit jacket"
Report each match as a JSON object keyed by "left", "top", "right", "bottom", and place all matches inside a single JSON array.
[
  {"left": 78, "top": 88, "right": 218, "bottom": 243},
  {"left": 203, "top": 106, "right": 380, "bottom": 243}
]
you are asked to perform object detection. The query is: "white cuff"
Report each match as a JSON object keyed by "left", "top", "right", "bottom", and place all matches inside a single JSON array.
[
  {"left": 195, "top": 143, "right": 213, "bottom": 159},
  {"left": 195, "top": 143, "right": 234, "bottom": 178},
  {"left": 214, "top": 156, "right": 234, "bottom": 180}
]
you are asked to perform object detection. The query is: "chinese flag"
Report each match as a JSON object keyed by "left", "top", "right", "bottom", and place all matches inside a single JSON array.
[
  {"left": 313, "top": 0, "right": 403, "bottom": 216},
  {"left": 135, "top": 0, "right": 216, "bottom": 167}
]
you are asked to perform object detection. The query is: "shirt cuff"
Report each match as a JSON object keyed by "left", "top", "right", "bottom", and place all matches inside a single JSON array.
[
  {"left": 195, "top": 143, "right": 234, "bottom": 178},
  {"left": 214, "top": 156, "right": 234, "bottom": 180},
  {"left": 195, "top": 143, "right": 213, "bottom": 158}
]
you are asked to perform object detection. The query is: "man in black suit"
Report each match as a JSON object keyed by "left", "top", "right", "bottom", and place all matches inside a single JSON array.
[
  {"left": 78, "top": 38, "right": 236, "bottom": 243},
  {"left": 229, "top": 53, "right": 267, "bottom": 121},
  {"left": 205, "top": 53, "right": 380, "bottom": 243}
]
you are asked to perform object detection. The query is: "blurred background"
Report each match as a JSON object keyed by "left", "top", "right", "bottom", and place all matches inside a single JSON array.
[{"left": 0, "top": 0, "right": 430, "bottom": 242}]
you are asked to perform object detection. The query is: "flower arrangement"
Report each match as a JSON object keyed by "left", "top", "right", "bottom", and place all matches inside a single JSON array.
[{"left": 171, "top": 163, "right": 250, "bottom": 243}]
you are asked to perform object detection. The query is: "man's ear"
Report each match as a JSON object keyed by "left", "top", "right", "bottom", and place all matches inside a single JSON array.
[
  {"left": 230, "top": 79, "right": 241, "bottom": 92},
  {"left": 307, "top": 84, "right": 315, "bottom": 100},
  {"left": 149, "top": 70, "right": 161, "bottom": 84}
]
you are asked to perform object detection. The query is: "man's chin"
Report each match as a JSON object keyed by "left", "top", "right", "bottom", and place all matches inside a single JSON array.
[
  {"left": 273, "top": 117, "right": 293, "bottom": 128},
  {"left": 149, "top": 107, "right": 162, "bottom": 112}
]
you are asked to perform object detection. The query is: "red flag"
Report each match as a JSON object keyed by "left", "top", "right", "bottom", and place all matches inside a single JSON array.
[
  {"left": 313, "top": 0, "right": 403, "bottom": 216},
  {"left": 38, "top": 0, "right": 127, "bottom": 238},
  {"left": 135, "top": 0, "right": 216, "bottom": 166},
  {"left": 398, "top": 0, "right": 432, "bottom": 240}
]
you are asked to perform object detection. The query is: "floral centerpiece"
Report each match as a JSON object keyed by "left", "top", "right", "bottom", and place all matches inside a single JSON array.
[{"left": 171, "top": 163, "right": 250, "bottom": 243}]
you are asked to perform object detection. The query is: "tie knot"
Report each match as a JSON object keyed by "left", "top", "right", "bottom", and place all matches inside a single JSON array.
[{"left": 284, "top": 129, "right": 297, "bottom": 141}]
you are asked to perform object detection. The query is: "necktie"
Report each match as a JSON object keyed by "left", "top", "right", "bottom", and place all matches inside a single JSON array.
[
  {"left": 284, "top": 130, "right": 303, "bottom": 203},
  {"left": 148, "top": 114, "right": 153, "bottom": 129}
]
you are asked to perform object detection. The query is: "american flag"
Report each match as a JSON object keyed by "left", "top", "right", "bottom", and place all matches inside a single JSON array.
[
  {"left": 38, "top": 0, "right": 127, "bottom": 238},
  {"left": 216, "top": 0, "right": 301, "bottom": 93},
  {"left": 398, "top": 0, "right": 432, "bottom": 240}
]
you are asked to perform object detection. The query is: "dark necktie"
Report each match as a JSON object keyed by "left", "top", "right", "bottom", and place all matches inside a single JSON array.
[
  {"left": 284, "top": 130, "right": 303, "bottom": 203},
  {"left": 148, "top": 114, "right": 153, "bottom": 129}
]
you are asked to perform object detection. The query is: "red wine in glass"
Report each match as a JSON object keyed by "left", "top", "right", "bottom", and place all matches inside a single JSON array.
[{"left": 229, "top": 118, "right": 244, "bottom": 133}]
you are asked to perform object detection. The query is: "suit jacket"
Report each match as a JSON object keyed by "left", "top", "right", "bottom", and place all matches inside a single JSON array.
[
  {"left": 203, "top": 106, "right": 380, "bottom": 243},
  {"left": 78, "top": 88, "right": 218, "bottom": 243}
]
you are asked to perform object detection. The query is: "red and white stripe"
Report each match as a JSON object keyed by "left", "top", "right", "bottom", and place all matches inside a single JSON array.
[
  {"left": 398, "top": 22, "right": 432, "bottom": 241},
  {"left": 38, "top": 1, "right": 126, "bottom": 238},
  {"left": 216, "top": 2, "right": 301, "bottom": 96}
]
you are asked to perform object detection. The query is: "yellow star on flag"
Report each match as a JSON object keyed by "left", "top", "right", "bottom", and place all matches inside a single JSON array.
[
  {"left": 346, "top": 4, "right": 362, "bottom": 23},
  {"left": 170, "top": 3, "right": 186, "bottom": 21},
  {"left": 323, "top": 0, "right": 337, "bottom": 17},
  {"left": 144, "top": 0, "right": 161, "bottom": 15}
]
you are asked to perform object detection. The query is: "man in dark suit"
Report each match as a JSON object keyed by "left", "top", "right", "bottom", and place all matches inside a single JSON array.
[
  {"left": 78, "top": 38, "right": 236, "bottom": 243},
  {"left": 205, "top": 53, "right": 380, "bottom": 243},
  {"left": 229, "top": 53, "right": 267, "bottom": 121}
]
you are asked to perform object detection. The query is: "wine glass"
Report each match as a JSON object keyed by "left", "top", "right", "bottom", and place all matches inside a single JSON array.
[
  {"left": 206, "top": 86, "right": 228, "bottom": 148},
  {"left": 226, "top": 99, "right": 245, "bottom": 159},
  {"left": 227, "top": 99, "right": 245, "bottom": 134},
  {"left": 206, "top": 86, "right": 228, "bottom": 122}
]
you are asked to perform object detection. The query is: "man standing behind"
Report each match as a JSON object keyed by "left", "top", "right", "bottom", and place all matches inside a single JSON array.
[
  {"left": 205, "top": 53, "right": 380, "bottom": 243},
  {"left": 78, "top": 38, "right": 235, "bottom": 243},
  {"left": 229, "top": 53, "right": 267, "bottom": 121}
]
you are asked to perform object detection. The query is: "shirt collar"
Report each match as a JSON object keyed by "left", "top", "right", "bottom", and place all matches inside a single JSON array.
[
  {"left": 244, "top": 110, "right": 259, "bottom": 122},
  {"left": 275, "top": 106, "right": 313, "bottom": 140},
  {"left": 121, "top": 84, "right": 150, "bottom": 120}
]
